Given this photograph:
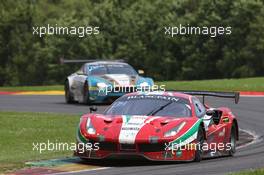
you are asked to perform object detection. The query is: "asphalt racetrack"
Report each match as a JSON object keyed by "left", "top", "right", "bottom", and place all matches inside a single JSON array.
[{"left": 0, "top": 95, "right": 264, "bottom": 175}]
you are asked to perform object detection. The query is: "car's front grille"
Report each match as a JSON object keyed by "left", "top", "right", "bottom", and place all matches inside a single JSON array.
[
  {"left": 99, "top": 142, "right": 118, "bottom": 151},
  {"left": 88, "top": 139, "right": 166, "bottom": 152},
  {"left": 120, "top": 144, "right": 136, "bottom": 151},
  {"left": 138, "top": 143, "right": 165, "bottom": 152}
]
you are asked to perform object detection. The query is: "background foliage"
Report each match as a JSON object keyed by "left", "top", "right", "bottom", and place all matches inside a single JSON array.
[{"left": 0, "top": 0, "right": 263, "bottom": 85}]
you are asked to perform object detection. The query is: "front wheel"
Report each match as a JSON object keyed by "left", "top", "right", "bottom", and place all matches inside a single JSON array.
[
  {"left": 65, "top": 81, "right": 74, "bottom": 104},
  {"left": 228, "top": 123, "right": 237, "bottom": 156},
  {"left": 194, "top": 126, "right": 205, "bottom": 162}
]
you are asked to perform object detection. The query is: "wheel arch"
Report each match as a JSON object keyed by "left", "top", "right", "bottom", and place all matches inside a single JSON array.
[
  {"left": 232, "top": 119, "right": 239, "bottom": 141},
  {"left": 65, "top": 76, "right": 74, "bottom": 89},
  {"left": 65, "top": 78, "right": 69, "bottom": 86}
]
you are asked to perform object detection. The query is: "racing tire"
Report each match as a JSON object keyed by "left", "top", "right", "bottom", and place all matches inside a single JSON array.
[
  {"left": 65, "top": 80, "right": 74, "bottom": 104},
  {"left": 83, "top": 82, "right": 90, "bottom": 104},
  {"left": 228, "top": 123, "right": 237, "bottom": 156},
  {"left": 194, "top": 126, "right": 205, "bottom": 162}
]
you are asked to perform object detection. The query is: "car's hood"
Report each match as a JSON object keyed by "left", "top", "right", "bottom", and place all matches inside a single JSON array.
[
  {"left": 79, "top": 114, "right": 201, "bottom": 144},
  {"left": 88, "top": 74, "right": 153, "bottom": 87},
  {"left": 95, "top": 74, "right": 138, "bottom": 86}
]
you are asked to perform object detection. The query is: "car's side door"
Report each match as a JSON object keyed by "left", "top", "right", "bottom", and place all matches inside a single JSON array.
[
  {"left": 192, "top": 97, "right": 225, "bottom": 154},
  {"left": 205, "top": 109, "right": 227, "bottom": 149}
]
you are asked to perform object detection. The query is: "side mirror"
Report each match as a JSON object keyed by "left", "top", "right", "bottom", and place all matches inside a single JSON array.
[
  {"left": 89, "top": 106, "right": 97, "bottom": 113},
  {"left": 138, "top": 69, "right": 144, "bottom": 75},
  {"left": 206, "top": 110, "right": 221, "bottom": 125},
  {"left": 76, "top": 70, "right": 86, "bottom": 75},
  {"left": 76, "top": 71, "right": 82, "bottom": 75},
  {"left": 206, "top": 110, "right": 214, "bottom": 116}
]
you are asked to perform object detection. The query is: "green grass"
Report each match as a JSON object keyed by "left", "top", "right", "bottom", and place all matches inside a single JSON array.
[
  {"left": 157, "top": 77, "right": 264, "bottom": 92},
  {"left": 230, "top": 168, "right": 264, "bottom": 175},
  {"left": 0, "top": 111, "right": 80, "bottom": 173},
  {"left": 0, "top": 77, "right": 264, "bottom": 92}
]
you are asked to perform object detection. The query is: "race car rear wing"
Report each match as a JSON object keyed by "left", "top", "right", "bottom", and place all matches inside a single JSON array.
[
  {"left": 59, "top": 57, "right": 125, "bottom": 64},
  {"left": 167, "top": 90, "right": 240, "bottom": 104}
]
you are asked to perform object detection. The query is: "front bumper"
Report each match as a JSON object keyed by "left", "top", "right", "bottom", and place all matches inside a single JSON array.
[
  {"left": 88, "top": 90, "right": 125, "bottom": 103},
  {"left": 74, "top": 140, "right": 196, "bottom": 161}
]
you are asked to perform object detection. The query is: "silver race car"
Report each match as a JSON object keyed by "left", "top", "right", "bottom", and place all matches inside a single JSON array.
[{"left": 64, "top": 60, "right": 154, "bottom": 104}]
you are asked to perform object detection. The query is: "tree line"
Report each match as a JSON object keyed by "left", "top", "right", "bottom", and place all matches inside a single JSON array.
[{"left": 0, "top": 0, "right": 263, "bottom": 85}]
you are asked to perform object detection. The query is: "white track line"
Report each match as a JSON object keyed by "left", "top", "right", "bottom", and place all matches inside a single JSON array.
[{"left": 237, "top": 128, "right": 262, "bottom": 149}]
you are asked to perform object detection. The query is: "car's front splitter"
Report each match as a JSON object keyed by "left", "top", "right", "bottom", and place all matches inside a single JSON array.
[{"left": 74, "top": 141, "right": 196, "bottom": 161}]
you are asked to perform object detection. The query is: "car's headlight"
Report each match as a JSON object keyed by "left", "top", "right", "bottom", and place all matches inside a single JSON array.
[
  {"left": 164, "top": 122, "right": 186, "bottom": 137},
  {"left": 139, "top": 82, "right": 149, "bottom": 87},
  {"left": 97, "top": 82, "right": 107, "bottom": 88},
  {"left": 86, "top": 118, "right": 96, "bottom": 134}
]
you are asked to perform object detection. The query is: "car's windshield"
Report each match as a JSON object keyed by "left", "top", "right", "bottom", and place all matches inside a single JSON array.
[
  {"left": 87, "top": 65, "right": 107, "bottom": 75},
  {"left": 87, "top": 64, "right": 137, "bottom": 76},
  {"left": 104, "top": 95, "right": 192, "bottom": 117},
  {"left": 107, "top": 64, "right": 137, "bottom": 75}
]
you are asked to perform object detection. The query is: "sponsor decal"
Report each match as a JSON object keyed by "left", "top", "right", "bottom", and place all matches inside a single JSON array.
[
  {"left": 218, "top": 128, "right": 226, "bottom": 137},
  {"left": 88, "top": 65, "right": 104, "bottom": 72},
  {"left": 127, "top": 95, "right": 180, "bottom": 102},
  {"left": 119, "top": 115, "right": 149, "bottom": 144}
]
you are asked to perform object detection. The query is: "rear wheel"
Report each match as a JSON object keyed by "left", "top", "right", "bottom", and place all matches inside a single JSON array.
[
  {"left": 229, "top": 123, "right": 237, "bottom": 156},
  {"left": 65, "top": 80, "right": 74, "bottom": 104},
  {"left": 194, "top": 126, "right": 205, "bottom": 162}
]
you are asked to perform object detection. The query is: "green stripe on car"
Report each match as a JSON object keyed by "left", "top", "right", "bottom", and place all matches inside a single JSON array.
[{"left": 168, "top": 119, "right": 202, "bottom": 147}]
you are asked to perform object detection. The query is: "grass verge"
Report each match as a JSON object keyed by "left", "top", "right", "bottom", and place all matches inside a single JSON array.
[
  {"left": 0, "top": 77, "right": 264, "bottom": 92},
  {"left": 158, "top": 77, "right": 264, "bottom": 92},
  {"left": 0, "top": 111, "right": 80, "bottom": 173},
  {"left": 230, "top": 168, "right": 264, "bottom": 175}
]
